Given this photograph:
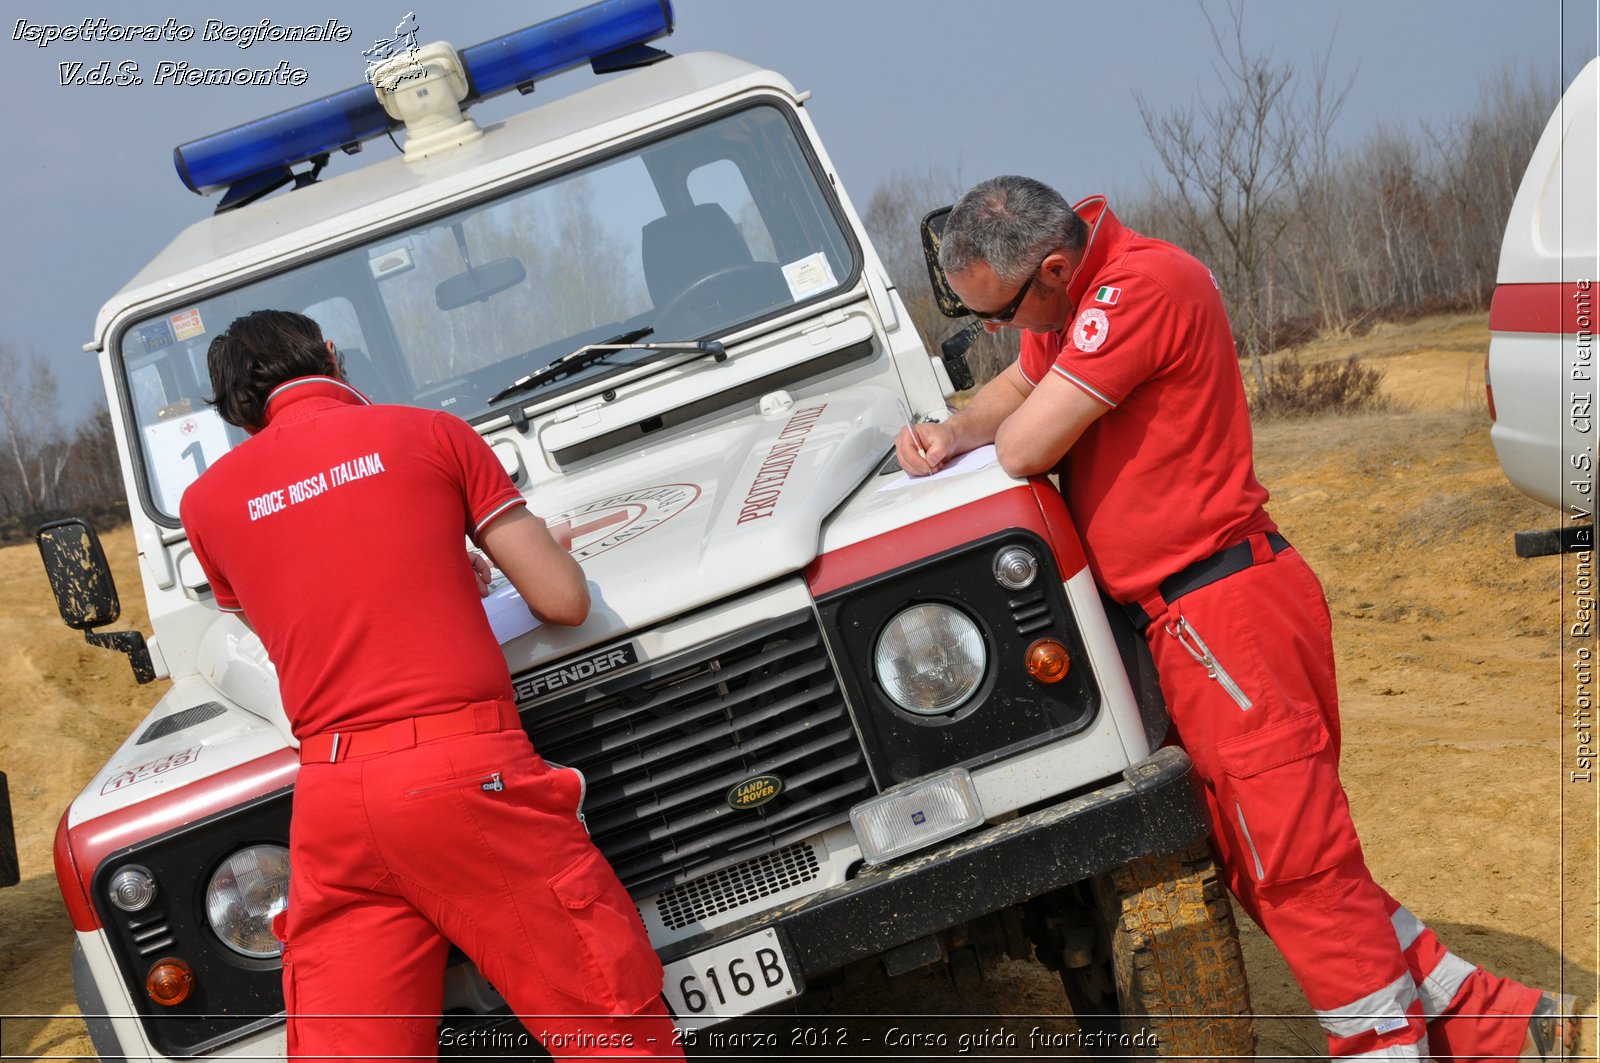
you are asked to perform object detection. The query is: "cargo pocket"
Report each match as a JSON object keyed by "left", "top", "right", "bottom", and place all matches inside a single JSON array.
[
  {"left": 1215, "top": 710, "right": 1361, "bottom": 886},
  {"left": 548, "top": 847, "right": 664, "bottom": 1014}
]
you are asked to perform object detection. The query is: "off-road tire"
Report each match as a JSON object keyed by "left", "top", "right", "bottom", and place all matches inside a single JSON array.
[{"left": 1093, "top": 842, "right": 1256, "bottom": 1059}]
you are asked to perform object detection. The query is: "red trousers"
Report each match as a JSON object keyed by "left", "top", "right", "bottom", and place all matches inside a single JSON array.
[
  {"left": 1140, "top": 537, "right": 1540, "bottom": 1060},
  {"left": 278, "top": 713, "right": 682, "bottom": 1061}
]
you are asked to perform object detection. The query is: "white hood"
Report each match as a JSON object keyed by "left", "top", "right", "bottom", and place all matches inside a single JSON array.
[{"left": 501, "top": 387, "right": 896, "bottom": 668}]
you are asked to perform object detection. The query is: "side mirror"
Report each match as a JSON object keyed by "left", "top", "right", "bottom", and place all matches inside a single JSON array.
[
  {"left": 36, "top": 518, "right": 157, "bottom": 684},
  {"left": 939, "top": 322, "right": 980, "bottom": 392},
  {"left": 919, "top": 205, "right": 972, "bottom": 319}
]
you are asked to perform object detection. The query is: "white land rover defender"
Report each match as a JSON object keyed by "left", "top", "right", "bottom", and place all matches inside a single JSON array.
[{"left": 39, "top": 2, "right": 1254, "bottom": 1057}]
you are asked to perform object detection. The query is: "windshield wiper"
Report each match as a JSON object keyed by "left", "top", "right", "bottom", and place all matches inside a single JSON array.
[{"left": 488, "top": 327, "right": 728, "bottom": 404}]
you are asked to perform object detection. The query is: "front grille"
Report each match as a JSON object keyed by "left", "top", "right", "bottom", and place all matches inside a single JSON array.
[
  {"left": 518, "top": 609, "right": 872, "bottom": 898},
  {"left": 655, "top": 842, "right": 821, "bottom": 930}
]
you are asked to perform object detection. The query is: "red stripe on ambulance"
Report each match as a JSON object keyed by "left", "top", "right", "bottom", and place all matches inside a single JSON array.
[
  {"left": 1488, "top": 281, "right": 1594, "bottom": 335},
  {"left": 56, "top": 749, "right": 299, "bottom": 931},
  {"left": 805, "top": 483, "right": 1088, "bottom": 597}
]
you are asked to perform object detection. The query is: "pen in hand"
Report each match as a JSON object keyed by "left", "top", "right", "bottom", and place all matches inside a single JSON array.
[{"left": 898, "top": 400, "right": 928, "bottom": 463}]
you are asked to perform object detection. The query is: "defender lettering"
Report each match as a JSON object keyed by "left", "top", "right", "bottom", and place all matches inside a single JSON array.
[{"left": 514, "top": 645, "right": 637, "bottom": 700}]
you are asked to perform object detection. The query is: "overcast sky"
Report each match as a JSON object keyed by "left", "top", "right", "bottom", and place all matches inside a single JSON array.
[{"left": 1, "top": 0, "right": 1595, "bottom": 424}]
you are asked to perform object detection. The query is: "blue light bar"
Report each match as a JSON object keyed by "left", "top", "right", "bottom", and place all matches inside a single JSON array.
[
  {"left": 174, "top": 86, "right": 393, "bottom": 196},
  {"left": 174, "top": 0, "right": 675, "bottom": 198},
  {"left": 462, "top": 0, "right": 673, "bottom": 97}
]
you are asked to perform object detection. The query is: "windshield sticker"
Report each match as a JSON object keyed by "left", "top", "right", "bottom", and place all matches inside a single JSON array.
[
  {"left": 101, "top": 745, "right": 202, "bottom": 796},
  {"left": 137, "top": 321, "right": 174, "bottom": 353},
  {"left": 146, "top": 408, "right": 231, "bottom": 513},
  {"left": 781, "top": 252, "right": 838, "bottom": 301},
  {"left": 737, "top": 403, "right": 827, "bottom": 525},
  {"left": 170, "top": 308, "right": 206, "bottom": 341},
  {"left": 548, "top": 483, "right": 702, "bottom": 562}
]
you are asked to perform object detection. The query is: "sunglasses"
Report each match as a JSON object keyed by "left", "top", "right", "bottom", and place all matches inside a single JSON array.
[{"left": 968, "top": 254, "right": 1047, "bottom": 323}]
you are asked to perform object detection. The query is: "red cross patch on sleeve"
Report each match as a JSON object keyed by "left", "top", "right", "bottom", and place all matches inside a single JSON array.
[{"left": 1072, "top": 308, "right": 1110, "bottom": 352}]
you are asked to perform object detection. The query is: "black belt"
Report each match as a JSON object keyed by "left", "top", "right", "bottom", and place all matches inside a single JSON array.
[{"left": 1125, "top": 532, "right": 1290, "bottom": 632}]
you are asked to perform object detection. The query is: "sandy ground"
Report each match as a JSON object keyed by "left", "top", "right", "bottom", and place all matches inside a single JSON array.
[{"left": 0, "top": 312, "right": 1595, "bottom": 1060}]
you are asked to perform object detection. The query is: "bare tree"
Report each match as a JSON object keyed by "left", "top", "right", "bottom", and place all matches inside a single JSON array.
[
  {"left": 60, "top": 404, "right": 123, "bottom": 512},
  {"left": 1136, "top": 0, "right": 1303, "bottom": 405},
  {"left": 1284, "top": 37, "right": 1354, "bottom": 332},
  {"left": 0, "top": 344, "right": 64, "bottom": 514},
  {"left": 0, "top": 344, "right": 125, "bottom": 534}
]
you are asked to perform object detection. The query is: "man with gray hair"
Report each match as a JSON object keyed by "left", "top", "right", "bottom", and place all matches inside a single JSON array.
[{"left": 895, "top": 176, "right": 1569, "bottom": 1060}]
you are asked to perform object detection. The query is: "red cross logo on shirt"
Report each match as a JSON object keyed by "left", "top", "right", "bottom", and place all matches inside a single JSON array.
[{"left": 1073, "top": 308, "right": 1110, "bottom": 352}]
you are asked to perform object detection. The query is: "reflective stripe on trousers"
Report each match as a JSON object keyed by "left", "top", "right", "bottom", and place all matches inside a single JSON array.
[
  {"left": 1391, "top": 905, "right": 1477, "bottom": 1019},
  {"left": 1318, "top": 971, "right": 1428, "bottom": 1060}
]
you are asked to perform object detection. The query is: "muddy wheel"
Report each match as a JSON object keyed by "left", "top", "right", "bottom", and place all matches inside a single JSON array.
[{"left": 1026, "top": 842, "right": 1256, "bottom": 1059}]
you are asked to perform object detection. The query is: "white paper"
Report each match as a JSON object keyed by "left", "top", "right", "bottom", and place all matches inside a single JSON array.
[
  {"left": 482, "top": 579, "right": 543, "bottom": 644},
  {"left": 878, "top": 444, "right": 999, "bottom": 492}
]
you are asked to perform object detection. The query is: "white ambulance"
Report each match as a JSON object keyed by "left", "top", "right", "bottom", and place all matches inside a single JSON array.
[{"left": 1488, "top": 57, "right": 1600, "bottom": 555}]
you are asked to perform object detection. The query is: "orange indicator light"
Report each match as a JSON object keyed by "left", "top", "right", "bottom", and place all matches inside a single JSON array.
[
  {"left": 1025, "top": 639, "right": 1071, "bottom": 683},
  {"left": 146, "top": 958, "right": 195, "bottom": 1006}
]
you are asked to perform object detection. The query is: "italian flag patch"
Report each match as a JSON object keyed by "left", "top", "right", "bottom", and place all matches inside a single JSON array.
[{"left": 1094, "top": 285, "right": 1120, "bottom": 305}]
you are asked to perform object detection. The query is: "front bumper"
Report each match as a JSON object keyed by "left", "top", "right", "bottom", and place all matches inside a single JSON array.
[
  {"left": 449, "top": 746, "right": 1206, "bottom": 1049},
  {"left": 664, "top": 743, "right": 1204, "bottom": 977}
]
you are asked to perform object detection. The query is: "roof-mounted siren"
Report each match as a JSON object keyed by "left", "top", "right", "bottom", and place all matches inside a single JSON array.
[
  {"left": 370, "top": 41, "right": 481, "bottom": 161},
  {"left": 172, "top": 0, "right": 675, "bottom": 212}
]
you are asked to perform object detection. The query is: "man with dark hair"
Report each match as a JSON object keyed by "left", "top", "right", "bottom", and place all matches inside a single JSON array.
[
  {"left": 181, "top": 310, "right": 681, "bottom": 1060},
  {"left": 897, "top": 177, "right": 1572, "bottom": 1061}
]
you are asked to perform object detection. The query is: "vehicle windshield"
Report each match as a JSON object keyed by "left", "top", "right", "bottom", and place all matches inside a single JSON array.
[{"left": 119, "top": 102, "right": 857, "bottom": 520}]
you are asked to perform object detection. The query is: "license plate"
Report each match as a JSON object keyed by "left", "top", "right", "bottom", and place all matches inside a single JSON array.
[{"left": 662, "top": 928, "right": 801, "bottom": 1029}]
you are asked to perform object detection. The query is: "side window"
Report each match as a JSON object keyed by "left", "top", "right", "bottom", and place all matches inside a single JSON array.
[
  {"left": 122, "top": 310, "right": 239, "bottom": 515},
  {"left": 687, "top": 159, "right": 776, "bottom": 263}
]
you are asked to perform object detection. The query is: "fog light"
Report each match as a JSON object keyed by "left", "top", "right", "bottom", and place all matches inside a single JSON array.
[
  {"left": 1025, "top": 638, "right": 1071, "bottom": 683},
  {"left": 993, "top": 545, "right": 1039, "bottom": 590},
  {"left": 849, "top": 768, "right": 984, "bottom": 864},
  {"left": 146, "top": 958, "right": 195, "bottom": 1006},
  {"left": 108, "top": 865, "right": 157, "bottom": 912}
]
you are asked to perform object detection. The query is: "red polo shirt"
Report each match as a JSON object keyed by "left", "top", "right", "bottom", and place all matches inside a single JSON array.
[
  {"left": 1018, "top": 197, "right": 1275, "bottom": 603},
  {"left": 180, "top": 377, "right": 527, "bottom": 738}
]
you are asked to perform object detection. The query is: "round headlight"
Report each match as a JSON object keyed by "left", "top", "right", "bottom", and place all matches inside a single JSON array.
[
  {"left": 874, "top": 603, "right": 987, "bottom": 714},
  {"left": 108, "top": 865, "right": 157, "bottom": 912},
  {"left": 993, "top": 545, "right": 1039, "bottom": 590},
  {"left": 205, "top": 844, "right": 290, "bottom": 958}
]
